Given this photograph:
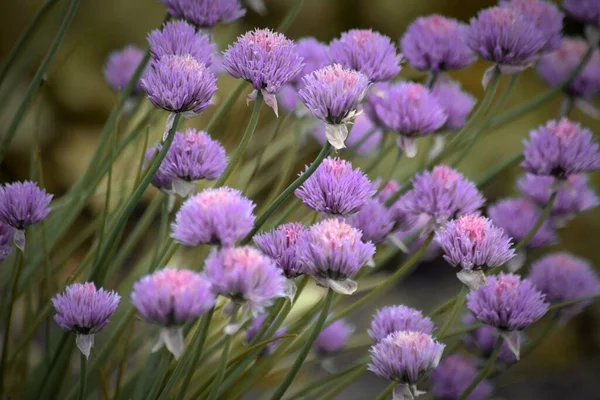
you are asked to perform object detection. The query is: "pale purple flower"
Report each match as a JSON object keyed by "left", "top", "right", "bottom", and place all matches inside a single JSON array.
[
  {"left": 254, "top": 222, "right": 307, "bottom": 279},
  {"left": 53, "top": 282, "right": 120, "bottom": 358},
  {"left": 368, "top": 331, "right": 444, "bottom": 399},
  {"left": 314, "top": 318, "right": 354, "bottom": 355},
  {"left": 104, "top": 45, "right": 146, "bottom": 94},
  {"left": 376, "top": 179, "right": 415, "bottom": 229},
  {"left": 296, "top": 218, "right": 375, "bottom": 295},
  {"left": 0, "top": 223, "right": 13, "bottom": 262},
  {"left": 563, "top": 0, "right": 600, "bottom": 26},
  {"left": 311, "top": 114, "right": 383, "bottom": 157},
  {"left": 537, "top": 37, "right": 600, "bottom": 100},
  {"left": 171, "top": 187, "right": 255, "bottom": 247},
  {"left": 0, "top": 181, "right": 52, "bottom": 230},
  {"left": 293, "top": 38, "right": 331, "bottom": 86},
  {"left": 400, "top": 15, "right": 476, "bottom": 72},
  {"left": 245, "top": 314, "right": 287, "bottom": 356},
  {"left": 429, "top": 355, "right": 493, "bottom": 400},
  {"left": 148, "top": 21, "right": 215, "bottom": 66},
  {"left": 204, "top": 246, "right": 287, "bottom": 313},
  {"left": 529, "top": 252, "right": 600, "bottom": 320},
  {"left": 500, "top": 0, "right": 564, "bottom": 52},
  {"left": 521, "top": 118, "right": 600, "bottom": 178},
  {"left": 346, "top": 198, "right": 395, "bottom": 244},
  {"left": 161, "top": 0, "right": 246, "bottom": 28},
  {"left": 146, "top": 145, "right": 175, "bottom": 193},
  {"left": 393, "top": 213, "right": 442, "bottom": 261},
  {"left": 277, "top": 84, "right": 300, "bottom": 114},
  {"left": 329, "top": 29, "right": 402, "bottom": 82},
  {"left": 432, "top": 79, "right": 476, "bottom": 131},
  {"left": 518, "top": 174, "right": 599, "bottom": 219},
  {"left": 488, "top": 198, "right": 558, "bottom": 248},
  {"left": 142, "top": 54, "right": 217, "bottom": 115},
  {"left": 298, "top": 64, "right": 370, "bottom": 150},
  {"left": 295, "top": 157, "right": 374, "bottom": 216},
  {"left": 222, "top": 28, "right": 304, "bottom": 116},
  {"left": 398, "top": 166, "right": 485, "bottom": 229},
  {"left": 461, "top": 314, "right": 522, "bottom": 363},
  {"left": 368, "top": 305, "right": 435, "bottom": 343}
]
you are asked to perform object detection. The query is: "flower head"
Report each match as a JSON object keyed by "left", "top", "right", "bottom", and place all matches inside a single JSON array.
[
  {"left": 310, "top": 114, "right": 383, "bottom": 157},
  {"left": 254, "top": 222, "right": 307, "bottom": 278},
  {"left": 563, "top": 0, "right": 600, "bottom": 27},
  {"left": 148, "top": 21, "right": 215, "bottom": 66},
  {"left": 245, "top": 314, "right": 287, "bottom": 356},
  {"left": 161, "top": 0, "right": 246, "bottom": 28},
  {"left": 467, "top": 273, "right": 548, "bottom": 331},
  {"left": 329, "top": 29, "right": 402, "bottom": 82},
  {"left": 222, "top": 28, "right": 304, "bottom": 116},
  {"left": 104, "top": 45, "right": 146, "bottom": 94},
  {"left": 488, "top": 198, "right": 557, "bottom": 248},
  {"left": 0, "top": 181, "right": 52, "bottom": 230},
  {"left": 142, "top": 54, "right": 217, "bottom": 115},
  {"left": 429, "top": 355, "right": 493, "bottom": 400},
  {"left": 299, "top": 64, "right": 370, "bottom": 149},
  {"left": 461, "top": 314, "right": 522, "bottom": 363},
  {"left": 146, "top": 146, "right": 175, "bottom": 193},
  {"left": 537, "top": 37, "right": 600, "bottom": 100},
  {"left": 295, "top": 157, "right": 374, "bottom": 216},
  {"left": 314, "top": 318, "right": 354, "bottom": 355},
  {"left": 432, "top": 79, "right": 476, "bottom": 131},
  {"left": 529, "top": 252, "right": 600, "bottom": 319},
  {"left": 376, "top": 179, "right": 415, "bottom": 229},
  {"left": 296, "top": 218, "right": 375, "bottom": 295},
  {"left": 398, "top": 166, "right": 485, "bottom": 229},
  {"left": 171, "top": 187, "right": 255, "bottom": 247},
  {"left": 346, "top": 198, "right": 395, "bottom": 244},
  {"left": 400, "top": 15, "right": 476, "bottom": 72},
  {"left": 0, "top": 223, "right": 13, "bottom": 262},
  {"left": 205, "top": 246, "right": 287, "bottom": 312},
  {"left": 53, "top": 282, "right": 120, "bottom": 357},
  {"left": 369, "top": 305, "right": 435, "bottom": 343},
  {"left": 293, "top": 38, "right": 330, "bottom": 86}
]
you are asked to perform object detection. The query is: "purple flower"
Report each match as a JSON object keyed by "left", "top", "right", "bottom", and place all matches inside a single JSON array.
[
  {"left": 104, "top": 45, "right": 146, "bottom": 94},
  {"left": 488, "top": 198, "right": 557, "bottom": 248},
  {"left": 393, "top": 213, "right": 442, "bottom": 260},
  {"left": 432, "top": 79, "right": 476, "bottom": 131},
  {"left": 0, "top": 223, "right": 13, "bottom": 262},
  {"left": 148, "top": 21, "right": 215, "bottom": 67},
  {"left": 277, "top": 84, "right": 300, "bottom": 114},
  {"left": 376, "top": 179, "right": 415, "bottom": 229},
  {"left": 132, "top": 268, "right": 215, "bottom": 358},
  {"left": 161, "top": 0, "right": 246, "bottom": 28},
  {"left": 254, "top": 222, "right": 307, "bottom": 279},
  {"left": 368, "top": 305, "right": 435, "bottom": 343},
  {"left": 293, "top": 38, "right": 330, "bottom": 86},
  {"left": 296, "top": 218, "right": 375, "bottom": 295},
  {"left": 298, "top": 64, "right": 370, "bottom": 150},
  {"left": 295, "top": 157, "right": 374, "bottom": 216},
  {"left": 245, "top": 314, "right": 287, "bottom": 356},
  {"left": 146, "top": 145, "right": 175, "bottom": 193},
  {"left": 400, "top": 15, "right": 476, "bottom": 72},
  {"left": 529, "top": 252, "right": 600, "bottom": 319},
  {"left": 461, "top": 314, "right": 522, "bottom": 363},
  {"left": 368, "top": 331, "right": 445, "bottom": 398},
  {"left": 314, "top": 318, "right": 354, "bottom": 355},
  {"left": 467, "top": 7, "right": 547, "bottom": 71},
  {"left": 222, "top": 28, "right": 304, "bottom": 116},
  {"left": 467, "top": 273, "right": 548, "bottom": 331},
  {"left": 398, "top": 166, "right": 485, "bottom": 230},
  {"left": 53, "top": 282, "right": 120, "bottom": 358},
  {"left": 537, "top": 37, "right": 600, "bottom": 100},
  {"left": 368, "top": 82, "right": 447, "bottom": 156},
  {"left": 142, "top": 54, "right": 217, "bottom": 115},
  {"left": 171, "top": 187, "right": 255, "bottom": 247},
  {"left": 522, "top": 118, "right": 600, "bottom": 178},
  {"left": 311, "top": 114, "right": 383, "bottom": 157},
  {"left": 329, "top": 29, "right": 402, "bottom": 82},
  {"left": 563, "top": 0, "right": 600, "bottom": 26},
  {"left": 346, "top": 198, "right": 395, "bottom": 244},
  {"left": 204, "top": 246, "right": 287, "bottom": 313},
  {"left": 518, "top": 174, "right": 599, "bottom": 219},
  {"left": 429, "top": 355, "right": 493, "bottom": 400},
  {"left": 500, "top": 0, "right": 564, "bottom": 52}
]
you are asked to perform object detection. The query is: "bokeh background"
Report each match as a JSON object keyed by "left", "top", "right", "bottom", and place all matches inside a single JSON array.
[{"left": 1, "top": 0, "right": 599, "bottom": 399}]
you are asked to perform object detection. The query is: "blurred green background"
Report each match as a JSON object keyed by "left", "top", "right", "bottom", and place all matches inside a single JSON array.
[{"left": 1, "top": 0, "right": 599, "bottom": 398}]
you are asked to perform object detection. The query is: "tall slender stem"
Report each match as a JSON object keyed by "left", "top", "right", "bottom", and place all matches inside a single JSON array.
[
  {"left": 77, "top": 353, "right": 87, "bottom": 400},
  {"left": 214, "top": 93, "right": 263, "bottom": 187},
  {"left": 269, "top": 289, "right": 335, "bottom": 400},
  {"left": 457, "top": 338, "right": 503, "bottom": 400},
  {"left": 0, "top": 0, "right": 81, "bottom": 164},
  {"left": 436, "top": 286, "right": 468, "bottom": 338},
  {"left": 204, "top": 81, "right": 247, "bottom": 133},
  {"left": 276, "top": 0, "right": 304, "bottom": 32},
  {"left": 207, "top": 305, "right": 239, "bottom": 400},
  {"left": 374, "top": 382, "right": 396, "bottom": 400},
  {"left": 513, "top": 191, "right": 557, "bottom": 254}
]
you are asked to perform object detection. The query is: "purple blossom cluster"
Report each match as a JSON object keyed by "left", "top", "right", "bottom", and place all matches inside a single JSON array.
[
  {"left": 314, "top": 319, "right": 354, "bottom": 356},
  {"left": 148, "top": 21, "right": 215, "bottom": 67},
  {"left": 562, "top": 0, "right": 600, "bottom": 27},
  {"left": 104, "top": 46, "right": 147, "bottom": 94},
  {"left": 254, "top": 222, "right": 307, "bottom": 279},
  {"left": 368, "top": 305, "right": 435, "bottom": 343},
  {"left": 161, "top": 0, "right": 246, "bottom": 28},
  {"left": 429, "top": 355, "right": 493, "bottom": 400}
]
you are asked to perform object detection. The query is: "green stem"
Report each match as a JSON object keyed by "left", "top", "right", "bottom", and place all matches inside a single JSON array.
[
  {"left": 269, "top": 289, "right": 335, "bottom": 400},
  {"left": 0, "top": 249, "right": 23, "bottom": 396},
  {"left": 89, "top": 113, "right": 182, "bottom": 285},
  {"left": 457, "top": 338, "right": 503, "bottom": 400},
  {"left": 439, "top": 323, "right": 483, "bottom": 340},
  {"left": 0, "top": 0, "right": 81, "bottom": 164},
  {"left": 214, "top": 93, "right": 263, "bottom": 187},
  {"left": 77, "top": 353, "right": 87, "bottom": 400},
  {"left": 204, "top": 81, "right": 247, "bottom": 133},
  {"left": 513, "top": 191, "right": 557, "bottom": 254},
  {"left": 476, "top": 153, "right": 523, "bottom": 189},
  {"left": 548, "top": 293, "right": 600, "bottom": 311},
  {"left": 240, "top": 142, "right": 332, "bottom": 244},
  {"left": 519, "top": 313, "right": 558, "bottom": 359},
  {"left": 436, "top": 286, "right": 468, "bottom": 338},
  {"left": 374, "top": 382, "right": 396, "bottom": 400},
  {"left": 276, "top": 0, "right": 304, "bottom": 32},
  {"left": 319, "top": 364, "right": 367, "bottom": 400},
  {"left": 206, "top": 305, "right": 239, "bottom": 400}
]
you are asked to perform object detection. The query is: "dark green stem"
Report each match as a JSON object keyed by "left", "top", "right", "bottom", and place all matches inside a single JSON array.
[
  {"left": 276, "top": 0, "right": 304, "bottom": 32},
  {"left": 204, "top": 81, "right": 247, "bottom": 133},
  {"left": 476, "top": 153, "right": 523, "bottom": 189},
  {"left": 206, "top": 305, "right": 239, "bottom": 400},
  {"left": 436, "top": 286, "right": 468, "bottom": 338},
  {"left": 513, "top": 192, "right": 557, "bottom": 254},
  {"left": 374, "top": 382, "right": 396, "bottom": 400},
  {"left": 457, "top": 338, "right": 503, "bottom": 400},
  {"left": 77, "top": 353, "right": 87, "bottom": 400}
]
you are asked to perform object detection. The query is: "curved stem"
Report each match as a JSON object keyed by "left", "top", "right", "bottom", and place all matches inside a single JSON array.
[
  {"left": 214, "top": 93, "right": 263, "bottom": 187},
  {"left": 77, "top": 353, "right": 87, "bottom": 400},
  {"left": 206, "top": 305, "right": 239, "bottom": 400},
  {"left": 457, "top": 338, "right": 503, "bottom": 400},
  {"left": 240, "top": 142, "right": 332, "bottom": 244},
  {"left": 0, "top": 0, "right": 81, "bottom": 164},
  {"left": 374, "top": 382, "right": 396, "bottom": 400},
  {"left": 269, "top": 289, "right": 335, "bottom": 400},
  {"left": 548, "top": 293, "right": 600, "bottom": 311},
  {"left": 204, "top": 81, "right": 247, "bottom": 133},
  {"left": 513, "top": 191, "right": 557, "bottom": 254},
  {"left": 276, "top": 0, "right": 304, "bottom": 32}
]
